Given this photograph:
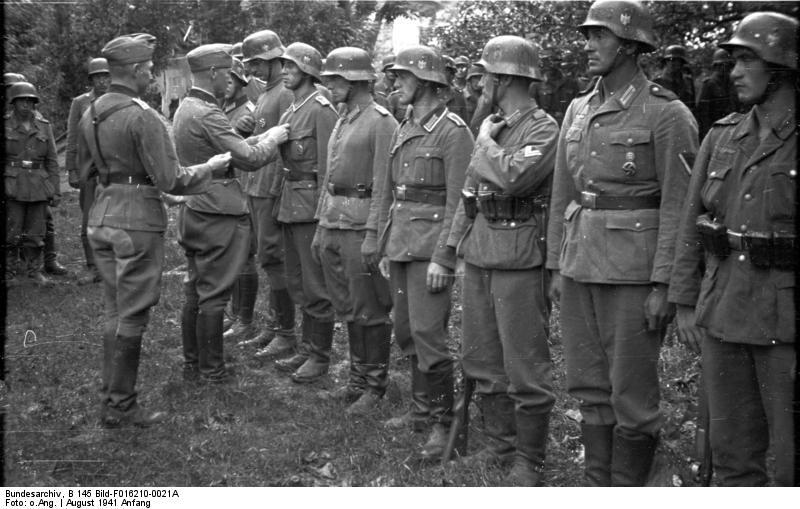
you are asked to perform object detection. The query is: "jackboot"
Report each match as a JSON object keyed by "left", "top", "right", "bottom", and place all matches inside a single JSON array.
[
  {"left": 44, "top": 217, "right": 68, "bottom": 275},
  {"left": 384, "top": 355, "right": 429, "bottom": 432},
  {"left": 459, "top": 393, "right": 517, "bottom": 467},
  {"left": 611, "top": 429, "right": 658, "bottom": 486},
  {"left": 420, "top": 361, "right": 455, "bottom": 460},
  {"left": 505, "top": 410, "right": 550, "bottom": 486},
  {"left": 341, "top": 321, "right": 368, "bottom": 397},
  {"left": 23, "top": 246, "right": 54, "bottom": 286},
  {"left": 251, "top": 288, "right": 296, "bottom": 353},
  {"left": 275, "top": 312, "right": 312, "bottom": 371},
  {"left": 224, "top": 272, "right": 258, "bottom": 340},
  {"left": 181, "top": 299, "right": 200, "bottom": 382},
  {"left": 362, "top": 323, "right": 391, "bottom": 396},
  {"left": 99, "top": 327, "right": 116, "bottom": 398},
  {"left": 197, "top": 309, "right": 233, "bottom": 384},
  {"left": 581, "top": 423, "right": 614, "bottom": 486},
  {"left": 291, "top": 318, "right": 334, "bottom": 383}
]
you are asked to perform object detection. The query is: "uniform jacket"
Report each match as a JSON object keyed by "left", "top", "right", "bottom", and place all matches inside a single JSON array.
[
  {"left": 696, "top": 72, "right": 742, "bottom": 139},
  {"left": 669, "top": 108, "right": 796, "bottom": 344},
  {"left": 4, "top": 110, "right": 59, "bottom": 202},
  {"left": 546, "top": 70, "right": 698, "bottom": 284},
  {"left": 244, "top": 77, "right": 267, "bottom": 105},
  {"left": 173, "top": 87, "right": 279, "bottom": 216},
  {"left": 377, "top": 103, "right": 474, "bottom": 269},
  {"left": 224, "top": 94, "right": 256, "bottom": 180},
  {"left": 272, "top": 90, "right": 338, "bottom": 223},
  {"left": 77, "top": 84, "right": 212, "bottom": 232},
  {"left": 316, "top": 99, "right": 398, "bottom": 231},
  {"left": 241, "top": 77, "right": 293, "bottom": 198},
  {"left": 446, "top": 86, "right": 468, "bottom": 123},
  {"left": 65, "top": 89, "right": 97, "bottom": 181},
  {"left": 653, "top": 72, "right": 696, "bottom": 116},
  {"left": 448, "top": 103, "right": 559, "bottom": 270}
]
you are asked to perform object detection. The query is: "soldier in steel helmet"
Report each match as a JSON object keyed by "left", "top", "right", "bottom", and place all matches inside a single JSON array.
[
  {"left": 670, "top": 12, "right": 797, "bottom": 486},
  {"left": 232, "top": 41, "right": 266, "bottom": 103},
  {"left": 5, "top": 81, "right": 59, "bottom": 286},
  {"left": 546, "top": 0, "right": 698, "bottom": 486},
  {"left": 696, "top": 48, "right": 743, "bottom": 138},
  {"left": 654, "top": 44, "right": 697, "bottom": 115},
  {"left": 311, "top": 47, "right": 398, "bottom": 413},
  {"left": 374, "top": 54, "right": 396, "bottom": 103},
  {"left": 66, "top": 57, "right": 111, "bottom": 285},
  {"left": 448, "top": 35, "right": 560, "bottom": 486},
  {"left": 453, "top": 55, "right": 470, "bottom": 92},
  {"left": 76, "top": 34, "right": 232, "bottom": 427},
  {"left": 173, "top": 44, "right": 289, "bottom": 385},
  {"left": 267, "top": 42, "right": 339, "bottom": 381},
  {"left": 442, "top": 54, "right": 468, "bottom": 122},
  {"left": 463, "top": 63, "right": 483, "bottom": 125},
  {"left": 377, "top": 46, "right": 473, "bottom": 460}
]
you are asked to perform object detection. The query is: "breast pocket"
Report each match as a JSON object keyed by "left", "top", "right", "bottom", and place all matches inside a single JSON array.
[
  {"left": 412, "top": 146, "right": 445, "bottom": 187},
  {"left": 608, "top": 129, "right": 651, "bottom": 177},
  {"left": 765, "top": 163, "right": 796, "bottom": 222},
  {"left": 5, "top": 130, "right": 22, "bottom": 156},
  {"left": 700, "top": 160, "right": 732, "bottom": 212},
  {"left": 286, "top": 128, "right": 316, "bottom": 165}
]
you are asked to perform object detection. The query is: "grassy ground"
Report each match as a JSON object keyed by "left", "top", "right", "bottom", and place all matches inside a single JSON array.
[{"left": 3, "top": 189, "right": 705, "bottom": 487}]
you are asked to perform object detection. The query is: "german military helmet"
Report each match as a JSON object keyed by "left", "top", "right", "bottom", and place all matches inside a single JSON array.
[
  {"left": 443, "top": 55, "right": 457, "bottom": 71},
  {"left": 242, "top": 30, "right": 285, "bottom": 63},
  {"left": 478, "top": 35, "right": 542, "bottom": 81},
  {"left": 381, "top": 54, "right": 396, "bottom": 72},
  {"left": 231, "top": 42, "right": 244, "bottom": 59},
  {"left": 321, "top": 47, "right": 376, "bottom": 82},
  {"left": 579, "top": 0, "right": 657, "bottom": 53},
  {"left": 663, "top": 45, "right": 688, "bottom": 62},
  {"left": 711, "top": 48, "right": 734, "bottom": 66},
  {"left": 280, "top": 42, "right": 323, "bottom": 81},
  {"left": 88, "top": 58, "right": 110, "bottom": 76},
  {"left": 454, "top": 55, "right": 470, "bottom": 67},
  {"left": 720, "top": 11, "right": 798, "bottom": 71},
  {"left": 4, "top": 72, "right": 27, "bottom": 87},
  {"left": 230, "top": 57, "right": 249, "bottom": 84},
  {"left": 387, "top": 46, "right": 448, "bottom": 86},
  {"left": 8, "top": 82, "right": 39, "bottom": 103},
  {"left": 466, "top": 64, "right": 484, "bottom": 80}
]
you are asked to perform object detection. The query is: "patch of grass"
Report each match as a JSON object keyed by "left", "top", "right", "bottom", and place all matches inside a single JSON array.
[{"left": 4, "top": 190, "right": 705, "bottom": 486}]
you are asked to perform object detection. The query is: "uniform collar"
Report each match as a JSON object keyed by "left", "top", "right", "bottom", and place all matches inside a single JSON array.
[
  {"left": 735, "top": 106, "right": 798, "bottom": 142},
  {"left": 591, "top": 70, "right": 647, "bottom": 110},
  {"left": 415, "top": 102, "right": 447, "bottom": 132},
  {"left": 500, "top": 101, "right": 537, "bottom": 128},
  {"left": 289, "top": 90, "right": 319, "bottom": 112},
  {"left": 188, "top": 87, "right": 218, "bottom": 105},
  {"left": 263, "top": 76, "right": 281, "bottom": 91},
  {"left": 224, "top": 94, "right": 250, "bottom": 112},
  {"left": 108, "top": 84, "right": 139, "bottom": 97},
  {"left": 7, "top": 111, "right": 40, "bottom": 133},
  {"left": 343, "top": 98, "right": 373, "bottom": 123}
]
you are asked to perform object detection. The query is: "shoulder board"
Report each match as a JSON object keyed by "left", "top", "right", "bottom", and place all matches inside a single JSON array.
[
  {"left": 532, "top": 108, "right": 546, "bottom": 120},
  {"left": 34, "top": 112, "right": 49, "bottom": 123},
  {"left": 648, "top": 84, "right": 678, "bottom": 101},
  {"left": 446, "top": 111, "right": 466, "bottom": 128},
  {"left": 246, "top": 102, "right": 255, "bottom": 113},
  {"left": 712, "top": 111, "right": 745, "bottom": 127},
  {"left": 131, "top": 98, "right": 150, "bottom": 110},
  {"left": 315, "top": 94, "right": 331, "bottom": 107},
  {"left": 577, "top": 76, "right": 598, "bottom": 96},
  {"left": 374, "top": 104, "right": 390, "bottom": 116}
]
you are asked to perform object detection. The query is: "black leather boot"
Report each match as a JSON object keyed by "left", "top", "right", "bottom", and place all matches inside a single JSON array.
[
  {"left": 224, "top": 272, "right": 258, "bottom": 340},
  {"left": 251, "top": 288, "right": 296, "bottom": 354},
  {"left": 332, "top": 322, "right": 367, "bottom": 402},
  {"left": 460, "top": 393, "right": 517, "bottom": 467},
  {"left": 197, "top": 309, "right": 233, "bottom": 384},
  {"left": 506, "top": 410, "right": 550, "bottom": 486},
  {"left": 275, "top": 311, "right": 311, "bottom": 371},
  {"left": 420, "top": 360, "right": 455, "bottom": 460},
  {"left": 181, "top": 283, "right": 200, "bottom": 382},
  {"left": 581, "top": 423, "right": 614, "bottom": 486},
  {"left": 611, "top": 429, "right": 658, "bottom": 486},
  {"left": 362, "top": 323, "right": 391, "bottom": 396},
  {"left": 43, "top": 215, "right": 68, "bottom": 275},
  {"left": 384, "top": 355, "right": 429, "bottom": 432},
  {"left": 291, "top": 317, "right": 334, "bottom": 383},
  {"left": 23, "top": 246, "right": 54, "bottom": 285}
]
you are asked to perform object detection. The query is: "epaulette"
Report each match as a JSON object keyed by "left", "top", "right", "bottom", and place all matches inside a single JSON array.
[
  {"left": 374, "top": 104, "right": 390, "bottom": 116},
  {"left": 315, "top": 94, "right": 331, "bottom": 107},
  {"left": 131, "top": 97, "right": 150, "bottom": 110},
  {"left": 446, "top": 111, "right": 466, "bottom": 128},
  {"left": 648, "top": 84, "right": 678, "bottom": 101},
  {"left": 577, "top": 76, "right": 599, "bottom": 96},
  {"left": 246, "top": 102, "right": 255, "bottom": 113},
  {"left": 34, "top": 111, "right": 49, "bottom": 123},
  {"left": 532, "top": 108, "right": 546, "bottom": 120},
  {"left": 712, "top": 111, "right": 744, "bottom": 127}
]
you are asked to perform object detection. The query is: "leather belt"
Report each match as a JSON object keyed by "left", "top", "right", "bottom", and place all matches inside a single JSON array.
[
  {"left": 580, "top": 191, "right": 660, "bottom": 210},
  {"left": 394, "top": 184, "right": 446, "bottom": 206},
  {"left": 101, "top": 173, "right": 154, "bottom": 186},
  {"left": 283, "top": 168, "right": 317, "bottom": 182},
  {"left": 7, "top": 160, "right": 43, "bottom": 169},
  {"left": 327, "top": 182, "right": 372, "bottom": 198},
  {"left": 727, "top": 231, "right": 796, "bottom": 251}
]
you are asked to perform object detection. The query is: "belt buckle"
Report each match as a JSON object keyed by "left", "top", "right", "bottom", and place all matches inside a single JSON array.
[
  {"left": 396, "top": 184, "right": 407, "bottom": 200},
  {"left": 581, "top": 191, "right": 597, "bottom": 208},
  {"left": 21, "top": 160, "right": 33, "bottom": 169},
  {"left": 728, "top": 231, "right": 744, "bottom": 251}
]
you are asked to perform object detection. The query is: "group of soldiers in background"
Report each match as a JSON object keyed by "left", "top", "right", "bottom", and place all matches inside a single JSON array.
[{"left": 4, "top": 0, "right": 795, "bottom": 487}]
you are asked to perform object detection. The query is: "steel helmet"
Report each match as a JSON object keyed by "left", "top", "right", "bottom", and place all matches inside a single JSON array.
[
  {"left": 4, "top": 72, "right": 26, "bottom": 87},
  {"left": 231, "top": 42, "right": 244, "bottom": 59},
  {"left": 711, "top": 48, "right": 734, "bottom": 66},
  {"left": 387, "top": 46, "right": 448, "bottom": 86},
  {"left": 8, "top": 82, "right": 39, "bottom": 103},
  {"left": 230, "top": 57, "right": 249, "bottom": 84},
  {"left": 242, "top": 30, "right": 285, "bottom": 63},
  {"left": 280, "top": 42, "right": 323, "bottom": 81},
  {"left": 579, "top": 0, "right": 657, "bottom": 53},
  {"left": 478, "top": 35, "right": 542, "bottom": 81},
  {"left": 466, "top": 64, "right": 484, "bottom": 80},
  {"left": 381, "top": 55, "right": 396, "bottom": 72},
  {"left": 454, "top": 55, "right": 470, "bottom": 67},
  {"left": 720, "top": 12, "right": 798, "bottom": 71},
  {"left": 321, "top": 47, "right": 376, "bottom": 82},
  {"left": 663, "top": 45, "right": 688, "bottom": 62},
  {"left": 443, "top": 55, "right": 457, "bottom": 72},
  {"left": 88, "top": 57, "right": 110, "bottom": 76}
]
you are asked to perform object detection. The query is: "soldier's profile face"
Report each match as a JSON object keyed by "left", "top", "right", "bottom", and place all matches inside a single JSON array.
[
  {"left": 730, "top": 47, "right": 770, "bottom": 105},
  {"left": 324, "top": 74, "right": 350, "bottom": 104},
  {"left": 224, "top": 75, "right": 239, "bottom": 100},
  {"left": 281, "top": 60, "right": 304, "bottom": 90},
  {"left": 583, "top": 27, "right": 622, "bottom": 77},
  {"left": 394, "top": 70, "right": 419, "bottom": 106}
]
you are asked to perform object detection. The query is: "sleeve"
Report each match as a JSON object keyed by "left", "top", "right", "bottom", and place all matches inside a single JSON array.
[
  {"left": 203, "top": 109, "right": 277, "bottom": 172},
  {"left": 366, "top": 114, "right": 399, "bottom": 233},
  {"left": 315, "top": 105, "right": 338, "bottom": 188},
  {"left": 430, "top": 125, "right": 474, "bottom": 269},
  {"left": 651, "top": 100, "right": 699, "bottom": 284},
  {"left": 376, "top": 129, "right": 399, "bottom": 255},
  {"left": 446, "top": 160, "right": 478, "bottom": 250},
  {"left": 76, "top": 117, "right": 97, "bottom": 183},
  {"left": 44, "top": 123, "right": 60, "bottom": 197},
  {"left": 545, "top": 100, "right": 579, "bottom": 271},
  {"left": 471, "top": 115, "right": 559, "bottom": 196},
  {"left": 65, "top": 97, "right": 82, "bottom": 175},
  {"left": 314, "top": 118, "right": 339, "bottom": 221}
]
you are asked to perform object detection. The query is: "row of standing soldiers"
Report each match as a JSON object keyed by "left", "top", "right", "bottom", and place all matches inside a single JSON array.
[{"left": 5, "top": 0, "right": 795, "bottom": 487}]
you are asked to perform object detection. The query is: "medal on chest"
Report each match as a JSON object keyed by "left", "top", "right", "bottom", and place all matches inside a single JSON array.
[{"left": 622, "top": 151, "right": 637, "bottom": 176}]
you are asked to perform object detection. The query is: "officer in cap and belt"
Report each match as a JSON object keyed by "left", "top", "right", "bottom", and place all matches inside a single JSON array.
[
  {"left": 5, "top": 81, "right": 59, "bottom": 286},
  {"left": 377, "top": 46, "right": 473, "bottom": 459},
  {"left": 268, "top": 42, "right": 339, "bottom": 379},
  {"left": 669, "top": 12, "right": 797, "bottom": 486},
  {"left": 173, "top": 44, "right": 289, "bottom": 385},
  {"left": 448, "top": 35, "right": 559, "bottom": 486},
  {"left": 66, "top": 57, "right": 111, "bottom": 285},
  {"left": 76, "top": 34, "right": 232, "bottom": 427},
  {"left": 311, "top": 47, "right": 398, "bottom": 413},
  {"left": 546, "top": 0, "right": 698, "bottom": 486}
]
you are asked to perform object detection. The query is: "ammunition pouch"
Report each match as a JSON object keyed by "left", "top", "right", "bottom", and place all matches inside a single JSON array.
[
  {"left": 461, "top": 188, "right": 477, "bottom": 219},
  {"left": 698, "top": 214, "right": 796, "bottom": 270},
  {"left": 393, "top": 184, "right": 446, "bottom": 206},
  {"left": 696, "top": 214, "right": 730, "bottom": 258},
  {"left": 476, "top": 192, "right": 546, "bottom": 222}
]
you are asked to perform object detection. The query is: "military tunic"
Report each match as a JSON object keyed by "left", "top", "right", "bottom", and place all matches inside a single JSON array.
[
  {"left": 546, "top": 71, "right": 697, "bottom": 436},
  {"left": 376, "top": 103, "right": 473, "bottom": 372},
  {"left": 448, "top": 104, "right": 558, "bottom": 412},
  {"left": 668, "top": 108, "right": 796, "bottom": 486}
]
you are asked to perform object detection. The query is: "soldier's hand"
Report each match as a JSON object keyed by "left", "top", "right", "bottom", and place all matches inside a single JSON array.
[
  {"left": 162, "top": 193, "right": 187, "bottom": 207},
  {"left": 311, "top": 230, "right": 322, "bottom": 266},
  {"left": 361, "top": 235, "right": 380, "bottom": 273},
  {"left": 378, "top": 256, "right": 390, "bottom": 280},
  {"left": 643, "top": 284, "right": 675, "bottom": 331},
  {"left": 548, "top": 271, "right": 563, "bottom": 304},
  {"left": 675, "top": 305, "right": 703, "bottom": 354},
  {"left": 477, "top": 115, "right": 505, "bottom": 145},
  {"left": 426, "top": 262, "right": 452, "bottom": 293},
  {"left": 206, "top": 152, "right": 232, "bottom": 171},
  {"left": 264, "top": 123, "right": 290, "bottom": 145},
  {"left": 235, "top": 114, "right": 255, "bottom": 135},
  {"left": 48, "top": 196, "right": 61, "bottom": 207}
]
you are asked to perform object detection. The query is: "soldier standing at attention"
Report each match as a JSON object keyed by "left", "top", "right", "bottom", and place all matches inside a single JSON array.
[
  {"left": 312, "top": 47, "right": 398, "bottom": 413},
  {"left": 377, "top": 46, "right": 473, "bottom": 459},
  {"left": 448, "top": 36, "right": 559, "bottom": 486},
  {"left": 5, "top": 82, "right": 59, "bottom": 286},
  {"left": 669, "top": 12, "right": 797, "bottom": 486},
  {"left": 173, "top": 44, "right": 289, "bottom": 385},
  {"left": 695, "top": 48, "right": 742, "bottom": 139},
  {"left": 269, "top": 43, "right": 339, "bottom": 379},
  {"left": 238, "top": 30, "right": 297, "bottom": 357},
  {"left": 546, "top": 0, "right": 698, "bottom": 486},
  {"left": 66, "top": 57, "right": 111, "bottom": 286},
  {"left": 77, "top": 34, "right": 232, "bottom": 426}
]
